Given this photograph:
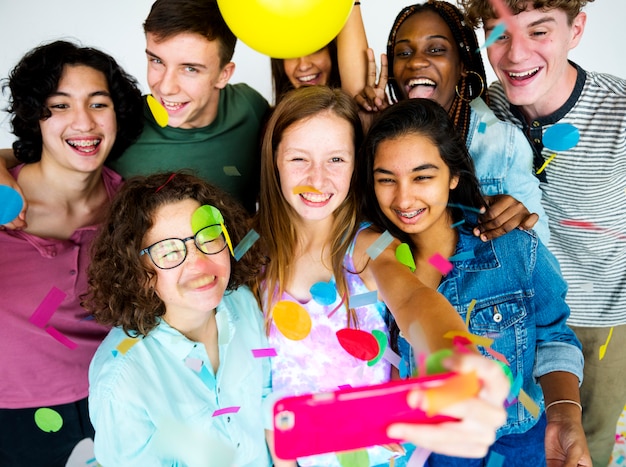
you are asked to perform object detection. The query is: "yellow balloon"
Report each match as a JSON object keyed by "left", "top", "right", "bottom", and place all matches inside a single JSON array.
[{"left": 217, "top": 0, "right": 354, "bottom": 59}]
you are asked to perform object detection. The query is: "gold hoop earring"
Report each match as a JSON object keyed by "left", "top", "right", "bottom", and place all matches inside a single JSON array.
[{"left": 455, "top": 70, "right": 485, "bottom": 102}]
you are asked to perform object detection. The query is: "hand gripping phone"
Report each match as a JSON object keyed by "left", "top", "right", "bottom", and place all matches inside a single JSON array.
[{"left": 273, "top": 371, "right": 479, "bottom": 459}]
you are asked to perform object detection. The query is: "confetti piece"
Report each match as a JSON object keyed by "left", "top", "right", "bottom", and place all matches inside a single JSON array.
[
  {"left": 444, "top": 330, "right": 493, "bottom": 348},
  {"left": 116, "top": 337, "right": 139, "bottom": 355},
  {"left": 469, "top": 98, "right": 500, "bottom": 127},
  {"left": 45, "top": 326, "right": 78, "bottom": 349},
  {"left": 328, "top": 292, "right": 347, "bottom": 318},
  {"left": 0, "top": 185, "right": 24, "bottom": 225},
  {"left": 366, "top": 230, "right": 394, "bottom": 260},
  {"left": 416, "top": 352, "right": 427, "bottom": 377},
  {"left": 368, "top": 329, "right": 388, "bottom": 366},
  {"left": 349, "top": 290, "right": 378, "bottom": 308},
  {"left": 146, "top": 94, "right": 168, "bottom": 127},
  {"left": 220, "top": 221, "right": 234, "bottom": 256},
  {"left": 543, "top": 123, "right": 580, "bottom": 151},
  {"left": 536, "top": 153, "right": 556, "bottom": 175},
  {"left": 233, "top": 229, "right": 260, "bottom": 261},
  {"left": 599, "top": 327, "right": 614, "bottom": 360},
  {"left": 185, "top": 357, "right": 203, "bottom": 372},
  {"left": 65, "top": 438, "right": 97, "bottom": 467},
  {"left": 507, "top": 372, "right": 523, "bottom": 404},
  {"left": 477, "top": 121, "right": 487, "bottom": 134},
  {"left": 223, "top": 166, "right": 241, "bottom": 176},
  {"left": 212, "top": 406, "right": 240, "bottom": 417},
  {"left": 479, "top": 21, "right": 506, "bottom": 50},
  {"left": 518, "top": 389, "right": 540, "bottom": 418},
  {"left": 484, "top": 345, "right": 509, "bottom": 365},
  {"left": 559, "top": 219, "right": 626, "bottom": 241},
  {"left": 580, "top": 282, "right": 594, "bottom": 292},
  {"left": 154, "top": 173, "right": 176, "bottom": 193},
  {"left": 396, "top": 243, "right": 416, "bottom": 272},
  {"left": 428, "top": 253, "right": 453, "bottom": 275},
  {"left": 293, "top": 185, "right": 322, "bottom": 195},
  {"left": 216, "top": 310, "right": 230, "bottom": 346},
  {"left": 273, "top": 300, "right": 312, "bottom": 340},
  {"left": 190, "top": 204, "right": 223, "bottom": 232},
  {"left": 465, "top": 299, "right": 477, "bottom": 327},
  {"left": 252, "top": 348, "right": 277, "bottom": 358},
  {"left": 34, "top": 407, "right": 63, "bottom": 432},
  {"left": 447, "top": 203, "right": 483, "bottom": 214},
  {"left": 425, "top": 348, "right": 454, "bottom": 375},
  {"left": 337, "top": 449, "right": 370, "bottom": 467},
  {"left": 336, "top": 328, "right": 380, "bottom": 361},
  {"left": 407, "top": 447, "right": 431, "bottom": 467},
  {"left": 28, "top": 287, "right": 67, "bottom": 328},
  {"left": 424, "top": 371, "right": 480, "bottom": 416},
  {"left": 310, "top": 280, "right": 337, "bottom": 306},
  {"left": 383, "top": 346, "right": 402, "bottom": 368},
  {"left": 486, "top": 451, "right": 505, "bottom": 467},
  {"left": 448, "top": 250, "right": 475, "bottom": 262},
  {"left": 451, "top": 219, "right": 465, "bottom": 228}
]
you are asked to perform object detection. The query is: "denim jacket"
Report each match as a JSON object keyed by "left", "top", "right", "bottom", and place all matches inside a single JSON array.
[
  {"left": 395, "top": 223, "right": 583, "bottom": 438},
  {"left": 467, "top": 101, "right": 550, "bottom": 244}
]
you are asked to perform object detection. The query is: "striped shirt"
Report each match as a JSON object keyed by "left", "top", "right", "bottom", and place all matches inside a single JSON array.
[{"left": 488, "top": 63, "right": 626, "bottom": 327}]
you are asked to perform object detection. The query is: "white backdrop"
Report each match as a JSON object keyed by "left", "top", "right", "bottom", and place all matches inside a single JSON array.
[{"left": 0, "top": 0, "right": 624, "bottom": 148}]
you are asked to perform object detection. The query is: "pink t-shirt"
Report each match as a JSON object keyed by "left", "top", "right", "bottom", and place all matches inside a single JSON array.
[{"left": 0, "top": 166, "right": 122, "bottom": 408}]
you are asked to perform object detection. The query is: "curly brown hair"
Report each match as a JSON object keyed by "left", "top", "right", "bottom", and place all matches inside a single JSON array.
[
  {"left": 457, "top": 0, "right": 594, "bottom": 28},
  {"left": 83, "top": 172, "right": 265, "bottom": 337}
]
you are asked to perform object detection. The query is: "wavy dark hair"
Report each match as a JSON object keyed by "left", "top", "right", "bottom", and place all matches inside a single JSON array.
[
  {"left": 358, "top": 98, "right": 487, "bottom": 245},
  {"left": 386, "top": 1, "right": 488, "bottom": 143},
  {"left": 144, "top": 0, "right": 236, "bottom": 67},
  {"left": 271, "top": 40, "right": 341, "bottom": 105},
  {"left": 84, "top": 172, "right": 265, "bottom": 337},
  {"left": 457, "top": 0, "right": 594, "bottom": 28},
  {"left": 4, "top": 40, "right": 143, "bottom": 163}
]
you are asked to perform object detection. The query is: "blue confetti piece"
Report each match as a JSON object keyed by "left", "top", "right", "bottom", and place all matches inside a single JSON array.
[
  {"left": 478, "top": 22, "right": 506, "bottom": 51},
  {"left": 507, "top": 372, "right": 523, "bottom": 404},
  {"left": 543, "top": 123, "right": 580, "bottom": 151},
  {"left": 233, "top": 229, "right": 260, "bottom": 261},
  {"left": 447, "top": 203, "right": 483, "bottom": 214},
  {"left": 310, "top": 281, "right": 337, "bottom": 306},
  {"left": 478, "top": 122, "right": 487, "bottom": 134},
  {"left": 0, "top": 185, "right": 24, "bottom": 225},
  {"left": 451, "top": 219, "right": 465, "bottom": 228},
  {"left": 486, "top": 451, "right": 505, "bottom": 467},
  {"left": 349, "top": 290, "right": 378, "bottom": 308},
  {"left": 449, "top": 250, "right": 475, "bottom": 262},
  {"left": 366, "top": 230, "right": 394, "bottom": 260}
]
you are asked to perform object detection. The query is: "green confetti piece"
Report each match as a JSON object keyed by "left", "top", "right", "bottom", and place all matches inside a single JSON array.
[
  {"left": 395, "top": 243, "right": 416, "bottom": 272},
  {"left": 34, "top": 407, "right": 63, "bottom": 433},
  {"left": 425, "top": 348, "right": 454, "bottom": 375},
  {"left": 337, "top": 449, "right": 370, "bottom": 467},
  {"left": 191, "top": 205, "right": 223, "bottom": 234},
  {"left": 367, "top": 329, "right": 388, "bottom": 367}
]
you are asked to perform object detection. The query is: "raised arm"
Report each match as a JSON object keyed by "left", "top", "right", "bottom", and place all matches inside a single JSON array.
[{"left": 336, "top": 2, "right": 369, "bottom": 98}]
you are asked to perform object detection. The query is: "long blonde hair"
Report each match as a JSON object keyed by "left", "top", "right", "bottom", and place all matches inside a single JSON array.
[{"left": 253, "top": 86, "right": 364, "bottom": 331}]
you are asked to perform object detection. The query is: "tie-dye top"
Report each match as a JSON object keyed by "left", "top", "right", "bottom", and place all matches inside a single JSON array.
[{"left": 265, "top": 224, "right": 394, "bottom": 467}]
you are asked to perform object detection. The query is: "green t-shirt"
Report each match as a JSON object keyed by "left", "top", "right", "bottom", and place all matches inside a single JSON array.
[{"left": 108, "top": 83, "right": 269, "bottom": 212}]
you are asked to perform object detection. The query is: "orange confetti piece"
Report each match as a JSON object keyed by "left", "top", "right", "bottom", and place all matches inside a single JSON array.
[
  {"left": 517, "top": 389, "right": 540, "bottom": 418},
  {"left": 146, "top": 94, "right": 168, "bottom": 127},
  {"left": 465, "top": 299, "right": 477, "bottom": 327},
  {"left": 424, "top": 371, "right": 480, "bottom": 416},
  {"left": 293, "top": 185, "right": 322, "bottom": 195},
  {"left": 272, "top": 301, "right": 312, "bottom": 340},
  {"left": 116, "top": 337, "right": 139, "bottom": 355},
  {"left": 443, "top": 330, "right": 493, "bottom": 348}
]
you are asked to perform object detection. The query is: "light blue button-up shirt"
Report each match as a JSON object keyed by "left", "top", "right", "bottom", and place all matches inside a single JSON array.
[{"left": 88, "top": 286, "right": 272, "bottom": 466}]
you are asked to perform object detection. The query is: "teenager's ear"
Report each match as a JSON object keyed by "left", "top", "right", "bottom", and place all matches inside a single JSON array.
[
  {"left": 568, "top": 12, "right": 587, "bottom": 51},
  {"left": 216, "top": 62, "right": 236, "bottom": 89}
]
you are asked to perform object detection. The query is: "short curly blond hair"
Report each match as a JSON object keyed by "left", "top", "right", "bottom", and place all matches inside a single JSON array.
[{"left": 457, "top": 0, "right": 594, "bottom": 28}]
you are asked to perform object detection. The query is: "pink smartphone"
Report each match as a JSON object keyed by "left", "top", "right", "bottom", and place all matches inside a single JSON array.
[{"left": 273, "top": 372, "right": 466, "bottom": 459}]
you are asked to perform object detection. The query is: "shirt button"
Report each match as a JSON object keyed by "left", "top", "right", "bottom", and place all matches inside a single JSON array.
[
  {"left": 227, "top": 416, "right": 231, "bottom": 423},
  {"left": 532, "top": 121, "right": 540, "bottom": 128},
  {"left": 237, "top": 443, "right": 240, "bottom": 448},
  {"left": 69, "top": 270, "right": 77, "bottom": 275},
  {"left": 533, "top": 138, "right": 541, "bottom": 144},
  {"left": 493, "top": 312, "right": 503, "bottom": 323}
]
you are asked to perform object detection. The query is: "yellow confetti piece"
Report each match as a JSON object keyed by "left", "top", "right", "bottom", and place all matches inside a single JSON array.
[
  {"left": 465, "top": 299, "right": 477, "bottom": 328},
  {"left": 116, "top": 337, "right": 139, "bottom": 355},
  {"left": 272, "top": 301, "right": 312, "bottom": 341},
  {"left": 146, "top": 94, "right": 168, "bottom": 127},
  {"left": 599, "top": 326, "right": 614, "bottom": 360},
  {"left": 220, "top": 221, "right": 234, "bottom": 257},
  {"left": 536, "top": 153, "right": 556, "bottom": 174},
  {"left": 293, "top": 185, "right": 322, "bottom": 195},
  {"left": 443, "top": 330, "right": 493, "bottom": 348},
  {"left": 518, "top": 389, "right": 540, "bottom": 418}
]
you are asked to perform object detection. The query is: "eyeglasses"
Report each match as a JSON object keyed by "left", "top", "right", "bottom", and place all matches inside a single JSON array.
[{"left": 140, "top": 224, "right": 227, "bottom": 270}]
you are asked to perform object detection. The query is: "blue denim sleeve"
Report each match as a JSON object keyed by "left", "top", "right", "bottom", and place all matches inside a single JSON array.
[{"left": 530, "top": 239, "right": 583, "bottom": 384}]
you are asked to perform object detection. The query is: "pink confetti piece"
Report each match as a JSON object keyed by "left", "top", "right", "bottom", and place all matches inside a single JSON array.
[
  {"left": 212, "top": 406, "right": 240, "bottom": 417},
  {"left": 428, "top": 253, "right": 453, "bottom": 275},
  {"left": 29, "top": 287, "right": 67, "bottom": 328},
  {"left": 484, "top": 346, "right": 510, "bottom": 365},
  {"left": 338, "top": 384, "right": 352, "bottom": 390},
  {"left": 560, "top": 219, "right": 626, "bottom": 240},
  {"left": 327, "top": 292, "right": 347, "bottom": 319},
  {"left": 45, "top": 325, "right": 77, "bottom": 349},
  {"left": 407, "top": 447, "right": 431, "bottom": 467},
  {"left": 383, "top": 347, "right": 402, "bottom": 369},
  {"left": 185, "top": 357, "right": 203, "bottom": 372},
  {"left": 251, "top": 348, "right": 277, "bottom": 358}
]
